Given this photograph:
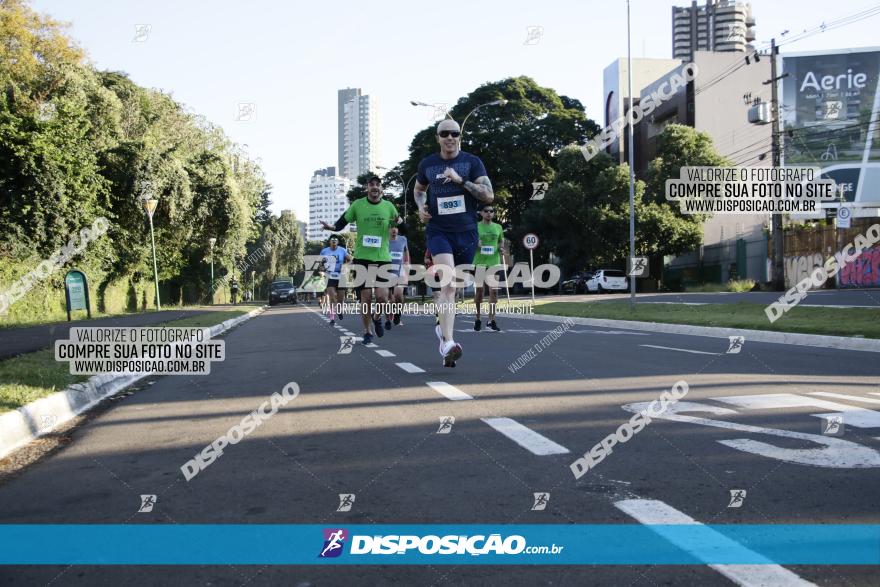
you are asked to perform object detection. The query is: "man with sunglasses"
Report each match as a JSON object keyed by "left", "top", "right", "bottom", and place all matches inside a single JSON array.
[
  {"left": 414, "top": 119, "right": 494, "bottom": 367},
  {"left": 472, "top": 205, "right": 507, "bottom": 332},
  {"left": 321, "top": 175, "right": 401, "bottom": 344}
]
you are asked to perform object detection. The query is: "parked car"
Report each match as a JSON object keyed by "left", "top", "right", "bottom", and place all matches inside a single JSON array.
[
  {"left": 585, "top": 269, "right": 628, "bottom": 293},
  {"left": 562, "top": 272, "right": 592, "bottom": 294},
  {"left": 269, "top": 279, "right": 296, "bottom": 306}
]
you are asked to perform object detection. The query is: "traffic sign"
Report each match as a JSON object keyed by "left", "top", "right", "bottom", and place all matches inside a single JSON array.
[
  {"left": 522, "top": 233, "right": 539, "bottom": 250},
  {"left": 837, "top": 205, "right": 852, "bottom": 229}
]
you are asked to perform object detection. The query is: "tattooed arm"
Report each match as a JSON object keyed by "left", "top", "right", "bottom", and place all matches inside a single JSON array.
[
  {"left": 414, "top": 179, "right": 431, "bottom": 223},
  {"left": 462, "top": 176, "right": 494, "bottom": 204}
]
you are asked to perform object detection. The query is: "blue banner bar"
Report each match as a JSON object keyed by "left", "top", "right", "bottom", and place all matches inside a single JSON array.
[{"left": 1, "top": 525, "right": 878, "bottom": 565}]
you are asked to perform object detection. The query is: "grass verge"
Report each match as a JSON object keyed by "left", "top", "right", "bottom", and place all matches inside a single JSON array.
[
  {"left": 533, "top": 301, "right": 880, "bottom": 339},
  {"left": 0, "top": 308, "right": 252, "bottom": 413}
]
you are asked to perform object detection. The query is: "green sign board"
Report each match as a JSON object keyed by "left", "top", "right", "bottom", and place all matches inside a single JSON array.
[{"left": 64, "top": 269, "right": 92, "bottom": 320}]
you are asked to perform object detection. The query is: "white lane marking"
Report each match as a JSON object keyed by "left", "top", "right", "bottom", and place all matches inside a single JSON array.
[
  {"left": 622, "top": 400, "right": 880, "bottom": 468},
  {"left": 375, "top": 349, "right": 396, "bottom": 358},
  {"left": 716, "top": 393, "right": 880, "bottom": 429},
  {"left": 364, "top": 343, "right": 379, "bottom": 348},
  {"left": 426, "top": 381, "right": 473, "bottom": 401},
  {"left": 396, "top": 362, "right": 425, "bottom": 374},
  {"left": 481, "top": 417, "right": 570, "bottom": 455},
  {"left": 639, "top": 344, "right": 719, "bottom": 356},
  {"left": 811, "top": 391, "right": 880, "bottom": 405},
  {"left": 614, "top": 499, "right": 816, "bottom": 587},
  {"left": 342, "top": 331, "right": 355, "bottom": 336}
]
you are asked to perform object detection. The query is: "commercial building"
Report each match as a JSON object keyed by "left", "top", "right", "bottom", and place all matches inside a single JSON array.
[
  {"left": 672, "top": 0, "right": 756, "bottom": 62},
  {"left": 338, "top": 88, "right": 380, "bottom": 180},
  {"left": 608, "top": 51, "right": 772, "bottom": 284},
  {"left": 307, "top": 166, "right": 352, "bottom": 242}
]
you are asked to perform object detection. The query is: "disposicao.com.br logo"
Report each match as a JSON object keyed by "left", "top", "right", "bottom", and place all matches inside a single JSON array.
[{"left": 319, "top": 529, "right": 563, "bottom": 557}]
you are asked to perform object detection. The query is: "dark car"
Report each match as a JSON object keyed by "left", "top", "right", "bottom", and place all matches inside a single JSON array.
[
  {"left": 562, "top": 272, "right": 592, "bottom": 294},
  {"left": 269, "top": 279, "right": 296, "bottom": 306}
]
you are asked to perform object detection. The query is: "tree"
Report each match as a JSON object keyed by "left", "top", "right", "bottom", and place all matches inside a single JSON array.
[
  {"left": 396, "top": 76, "right": 600, "bottom": 262},
  {"left": 523, "top": 145, "right": 703, "bottom": 276},
  {"left": 645, "top": 123, "right": 730, "bottom": 204}
]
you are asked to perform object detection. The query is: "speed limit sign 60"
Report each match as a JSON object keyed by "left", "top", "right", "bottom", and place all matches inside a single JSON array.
[{"left": 523, "top": 233, "right": 539, "bottom": 250}]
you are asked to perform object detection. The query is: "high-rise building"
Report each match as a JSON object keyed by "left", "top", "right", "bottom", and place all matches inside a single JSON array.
[
  {"left": 338, "top": 88, "right": 380, "bottom": 180},
  {"left": 307, "top": 166, "right": 352, "bottom": 241},
  {"left": 672, "top": 0, "right": 756, "bottom": 62}
]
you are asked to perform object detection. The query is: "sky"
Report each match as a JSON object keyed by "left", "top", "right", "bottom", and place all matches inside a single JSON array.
[{"left": 31, "top": 0, "right": 880, "bottom": 221}]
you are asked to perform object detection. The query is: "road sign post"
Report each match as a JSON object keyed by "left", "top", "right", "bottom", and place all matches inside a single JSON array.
[
  {"left": 64, "top": 269, "right": 92, "bottom": 322},
  {"left": 836, "top": 205, "right": 852, "bottom": 229},
  {"left": 522, "top": 233, "right": 539, "bottom": 303}
]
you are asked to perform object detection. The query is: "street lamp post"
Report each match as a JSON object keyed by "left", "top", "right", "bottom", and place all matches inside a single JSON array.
[
  {"left": 208, "top": 237, "right": 217, "bottom": 304},
  {"left": 377, "top": 166, "right": 419, "bottom": 221},
  {"left": 143, "top": 198, "right": 161, "bottom": 311},
  {"left": 460, "top": 99, "right": 508, "bottom": 136},
  {"left": 626, "top": 0, "right": 636, "bottom": 309},
  {"left": 410, "top": 99, "right": 508, "bottom": 136}
]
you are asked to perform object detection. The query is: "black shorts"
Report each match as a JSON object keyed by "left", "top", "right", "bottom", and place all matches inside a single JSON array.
[
  {"left": 351, "top": 258, "right": 396, "bottom": 297},
  {"left": 327, "top": 279, "right": 340, "bottom": 289}
]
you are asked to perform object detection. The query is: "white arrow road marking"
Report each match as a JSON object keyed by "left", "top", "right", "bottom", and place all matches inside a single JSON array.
[
  {"left": 375, "top": 350, "right": 395, "bottom": 358},
  {"left": 621, "top": 401, "right": 880, "bottom": 468},
  {"left": 811, "top": 392, "right": 880, "bottom": 405},
  {"left": 426, "top": 381, "right": 473, "bottom": 401},
  {"left": 481, "top": 417, "right": 570, "bottom": 455},
  {"left": 639, "top": 344, "right": 719, "bottom": 356},
  {"left": 716, "top": 393, "right": 880, "bottom": 429},
  {"left": 395, "top": 362, "right": 425, "bottom": 374},
  {"left": 614, "top": 499, "right": 816, "bottom": 587}
]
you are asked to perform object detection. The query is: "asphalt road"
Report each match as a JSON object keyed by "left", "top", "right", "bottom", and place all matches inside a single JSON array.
[{"left": 1, "top": 304, "right": 878, "bottom": 585}]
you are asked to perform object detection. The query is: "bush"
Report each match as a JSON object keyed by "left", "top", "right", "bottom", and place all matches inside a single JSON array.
[{"left": 727, "top": 279, "right": 756, "bottom": 293}]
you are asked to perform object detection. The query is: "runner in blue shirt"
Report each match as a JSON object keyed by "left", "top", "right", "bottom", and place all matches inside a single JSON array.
[
  {"left": 414, "top": 118, "right": 494, "bottom": 367},
  {"left": 319, "top": 236, "right": 351, "bottom": 325},
  {"left": 385, "top": 227, "right": 409, "bottom": 329}
]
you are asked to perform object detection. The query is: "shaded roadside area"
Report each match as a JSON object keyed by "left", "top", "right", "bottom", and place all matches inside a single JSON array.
[{"left": 0, "top": 305, "right": 260, "bottom": 360}]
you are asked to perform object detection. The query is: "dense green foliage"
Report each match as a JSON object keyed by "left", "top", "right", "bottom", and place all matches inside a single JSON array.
[{"left": 0, "top": 0, "right": 302, "bottom": 322}]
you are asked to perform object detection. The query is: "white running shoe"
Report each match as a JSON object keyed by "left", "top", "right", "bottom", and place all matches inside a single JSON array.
[{"left": 441, "top": 340, "right": 462, "bottom": 368}]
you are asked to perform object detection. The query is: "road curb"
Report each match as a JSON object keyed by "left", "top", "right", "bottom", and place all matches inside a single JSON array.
[
  {"left": 0, "top": 307, "right": 265, "bottom": 461},
  {"left": 517, "top": 312, "right": 880, "bottom": 353}
]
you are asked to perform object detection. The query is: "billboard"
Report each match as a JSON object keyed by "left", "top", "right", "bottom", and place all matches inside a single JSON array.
[{"left": 782, "top": 48, "right": 880, "bottom": 209}]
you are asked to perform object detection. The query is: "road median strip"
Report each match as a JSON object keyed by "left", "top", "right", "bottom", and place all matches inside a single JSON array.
[{"left": 527, "top": 302, "right": 880, "bottom": 352}]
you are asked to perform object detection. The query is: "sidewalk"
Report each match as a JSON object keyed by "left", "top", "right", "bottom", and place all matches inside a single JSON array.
[{"left": 0, "top": 305, "right": 257, "bottom": 360}]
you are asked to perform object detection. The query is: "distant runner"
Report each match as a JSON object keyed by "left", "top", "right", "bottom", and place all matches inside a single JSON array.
[
  {"left": 472, "top": 205, "right": 507, "bottom": 332},
  {"left": 385, "top": 226, "right": 409, "bottom": 329},
  {"left": 321, "top": 174, "right": 401, "bottom": 344},
  {"left": 414, "top": 119, "right": 494, "bottom": 367},
  {"left": 319, "top": 236, "right": 351, "bottom": 326}
]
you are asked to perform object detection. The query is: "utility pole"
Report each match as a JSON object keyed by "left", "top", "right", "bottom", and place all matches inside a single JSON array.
[
  {"left": 626, "top": 0, "right": 636, "bottom": 309},
  {"left": 765, "top": 38, "right": 787, "bottom": 291}
]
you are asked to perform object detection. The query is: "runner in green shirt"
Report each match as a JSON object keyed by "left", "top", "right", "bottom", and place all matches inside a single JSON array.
[
  {"left": 321, "top": 175, "right": 401, "bottom": 344},
  {"left": 472, "top": 206, "right": 507, "bottom": 332}
]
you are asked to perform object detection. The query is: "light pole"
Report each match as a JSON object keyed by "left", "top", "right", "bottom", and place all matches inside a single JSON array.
[
  {"left": 143, "top": 198, "right": 161, "bottom": 311},
  {"left": 460, "top": 99, "right": 508, "bottom": 136},
  {"left": 410, "top": 99, "right": 508, "bottom": 136},
  {"left": 626, "top": 0, "right": 636, "bottom": 309},
  {"left": 377, "top": 166, "right": 419, "bottom": 221},
  {"left": 208, "top": 237, "right": 217, "bottom": 304}
]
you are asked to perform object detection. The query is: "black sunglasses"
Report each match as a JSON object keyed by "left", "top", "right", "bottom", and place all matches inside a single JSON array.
[
  {"left": 438, "top": 130, "right": 461, "bottom": 138},
  {"left": 482, "top": 209, "right": 495, "bottom": 213}
]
